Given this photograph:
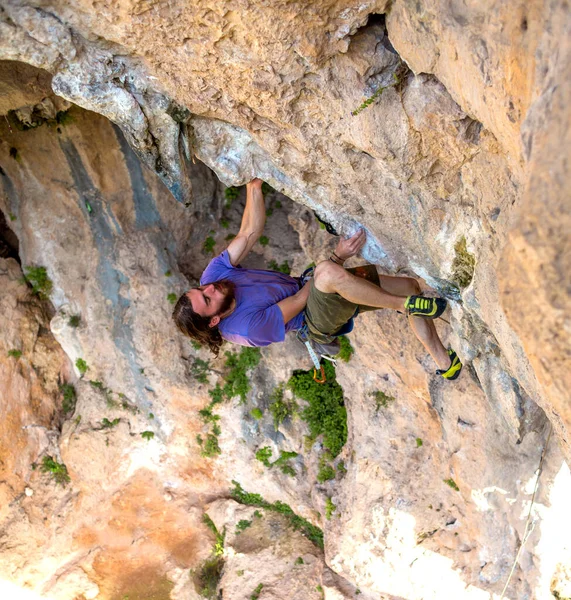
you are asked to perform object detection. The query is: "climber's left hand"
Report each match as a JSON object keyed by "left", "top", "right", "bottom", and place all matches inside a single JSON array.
[{"left": 334, "top": 229, "right": 366, "bottom": 261}]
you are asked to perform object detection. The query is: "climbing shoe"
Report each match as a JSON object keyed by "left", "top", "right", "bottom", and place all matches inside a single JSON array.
[
  {"left": 436, "top": 349, "right": 463, "bottom": 381},
  {"left": 404, "top": 295, "right": 447, "bottom": 319}
]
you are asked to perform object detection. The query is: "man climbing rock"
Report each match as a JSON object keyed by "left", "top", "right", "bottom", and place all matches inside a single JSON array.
[{"left": 173, "top": 178, "right": 462, "bottom": 380}]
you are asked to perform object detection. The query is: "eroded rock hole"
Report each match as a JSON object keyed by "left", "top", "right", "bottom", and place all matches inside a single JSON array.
[{"left": 0, "top": 207, "right": 20, "bottom": 263}]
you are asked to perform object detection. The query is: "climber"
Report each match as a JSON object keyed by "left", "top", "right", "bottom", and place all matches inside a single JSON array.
[{"left": 172, "top": 178, "right": 462, "bottom": 380}]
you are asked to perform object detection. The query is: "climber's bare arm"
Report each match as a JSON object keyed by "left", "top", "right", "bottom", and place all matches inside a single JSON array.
[
  {"left": 277, "top": 280, "right": 311, "bottom": 324},
  {"left": 227, "top": 178, "right": 266, "bottom": 266}
]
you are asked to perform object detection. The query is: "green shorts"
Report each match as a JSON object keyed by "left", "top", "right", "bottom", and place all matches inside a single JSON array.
[{"left": 304, "top": 264, "right": 381, "bottom": 344}]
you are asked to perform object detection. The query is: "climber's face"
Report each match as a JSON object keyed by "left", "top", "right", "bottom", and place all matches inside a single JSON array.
[{"left": 186, "top": 280, "right": 236, "bottom": 324}]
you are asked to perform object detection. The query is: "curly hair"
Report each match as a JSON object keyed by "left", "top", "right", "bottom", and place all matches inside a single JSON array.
[{"left": 172, "top": 293, "right": 224, "bottom": 357}]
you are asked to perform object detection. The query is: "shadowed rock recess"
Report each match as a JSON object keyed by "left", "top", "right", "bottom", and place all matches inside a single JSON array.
[{"left": 0, "top": 2, "right": 569, "bottom": 600}]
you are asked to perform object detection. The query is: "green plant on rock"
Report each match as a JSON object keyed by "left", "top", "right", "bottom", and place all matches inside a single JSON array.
[
  {"left": 41, "top": 455, "right": 70, "bottom": 486},
  {"left": 451, "top": 236, "right": 476, "bottom": 288},
  {"left": 287, "top": 361, "right": 347, "bottom": 458},
  {"left": 167, "top": 293, "right": 177, "bottom": 304},
  {"left": 23, "top": 265, "right": 52, "bottom": 299},
  {"left": 258, "top": 235, "right": 269, "bottom": 247},
  {"left": 444, "top": 478, "right": 460, "bottom": 491},
  {"left": 268, "top": 383, "right": 298, "bottom": 430},
  {"left": 220, "top": 218, "right": 229, "bottom": 229},
  {"left": 9, "top": 213, "right": 17, "bottom": 221},
  {"left": 317, "top": 462, "right": 336, "bottom": 483},
  {"left": 295, "top": 556, "right": 304, "bottom": 565},
  {"left": 325, "top": 497, "right": 336, "bottom": 520},
  {"left": 164, "top": 270, "right": 172, "bottom": 277},
  {"left": 250, "top": 407, "right": 263, "bottom": 420},
  {"left": 416, "top": 438, "right": 423, "bottom": 447},
  {"left": 200, "top": 433, "right": 221, "bottom": 458},
  {"left": 75, "top": 358, "right": 88, "bottom": 376},
  {"left": 235, "top": 519, "right": 252, "bottom": 535},
  {"left": 192, "top": 358, "right": 211, "bottom": 384},
  {"left": 7, "top": 349, "right": 22, "bottom": 358},
  {"left": 68, "top": 314, "right": 81, "bottom": 327},
  {"left": 101, "top": 417, "right": 120, "bottom": 429},
  {"left": 231, "top": 480, "right": 324, "bottom": 549},
  {"left": 337, "top": 335, "right": 354, "bottom": 362},
  {"left": 203, "top": 236, "right": 216, "bottom": 254},
  {"left": 224, "top": 186, "right": 239, "bottom": 207},
  {"left": 372, "top": 390, "right": 395, "bottom": 411},
  {"left": 250, "top": 583, "right": 264, "bottom": 600},
  {"left": 255, "top": 446, "right": 273, "bottom": 467},
  {"left": 261, "top": 182, "right": 273, "bottom": 195},
  {"left": 221, "top": 347, "right": 261, "bottom": 403},
  {"left": 60, "top": 383, "right": 76, "bottom": 414},
  {"left": 141, "top": 431, "right": 154, "bottom": 441},
  {"left": 195, "top": 514, "right": 225, "bottom": 599},
  {"left": 267, "top": 259, "right": 291, "bottom": 275}
]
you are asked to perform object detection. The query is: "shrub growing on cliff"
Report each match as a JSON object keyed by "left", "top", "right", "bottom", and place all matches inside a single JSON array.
[
  {"left": 41, "top": 455, "right": 70, "bottom": 486},
  {"left": 23, "top": 265, "right": 52, "bottom": 299},
  {"left": 268, "top": 383, "right": 298, "bottom": 430},
  {"left": 231, "top": 480, "right": 324, "bottom": 549},
  {"left": 451, "top": 236, "right": 476, "bottom": 288},
  {"left": 287, "top": 361, "right": 347, "bottom": 457},
  {"left": 60, "top": 383, "right": 76, "bottom": 414},
  {"left": 325, "top": 497, "right": 336, "bottom": 520},
  {"left": 75, "top": 358, "right": 88, "bottom": 376},
  {"left": 7, "top": 349, "right": 22, "bottom": 358},
  {"left": 194, "top": 514, "right": 225, "bottom": 599},
  {"left": 267, "top": 259, "right": 291, "bottom": 275},
  {"left": 337, "top": 335, "right": 354, "bottom": 362}
]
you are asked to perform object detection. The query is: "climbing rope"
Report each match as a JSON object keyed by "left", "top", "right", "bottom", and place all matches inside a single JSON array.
[{"left": 499, "top": 424, "right": 553, "bottom": 600}]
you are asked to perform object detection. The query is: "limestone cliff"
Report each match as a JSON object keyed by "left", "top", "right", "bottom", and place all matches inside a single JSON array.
[{"left": 0, "top": 1, "right": 569, "bottom": 600}]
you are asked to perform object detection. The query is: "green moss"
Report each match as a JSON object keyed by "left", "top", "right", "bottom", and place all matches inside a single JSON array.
[
  {"left": 372, "top": 390, "right": 395, "bottom": 411},
  {"left": 41, "top": 455, "right": 70, "bottom": 485},
  {"left": 337, "top": 335, "right": 354, "bottom": 362},
  {"left": 444, "top": 478, "right": 460, "bottom": 491},
  {"left": 250, "top": 407, "right": 263, "bottom": 420},
  {"left": 141, "top": 431, "right": 155, "bottom": 441},
  {"left": 231, "top": 480, "right": 324, "bottom": 549},
  {"left": 416, "top": 438, "right": 423, "bottom": 447},
  {"left": 203, "top": 236, "right": 216, "bottom": 254},
  {"left": 167, "top": 293, "right": 177, "bottom": 304},
  {"left": 259, "top": 235, "right": 269, "bottom": 247},
  {"left": 68, "top": 314, "right": 81, "bottom": 327},
  {"left": 451, "top": 236, "right": 475, "bottom": 288},
  {"left": 75, "top": 358, "right": 88, "bottom": 375},
  {"left": 325, "top": 497, "right": 336, "bottom": 520},
  {"left": 23, "top": 266, "right": 52, "bottom": 299},
  {"left": 7, "top": 349, "right": 22, "bottom": 358},
  {"left": 60, "top": 383, "right": 76, "bottom": 414},
  {"left": 287, "top": 361, "right": 347, "bottom": 457},
  {"left": 295, "top": 557, "right": 304, "bottom": 565}
]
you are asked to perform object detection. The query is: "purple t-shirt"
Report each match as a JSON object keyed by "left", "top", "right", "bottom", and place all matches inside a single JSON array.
[{"left": 200, "top": 251, "right": 304, "bottom": 347}]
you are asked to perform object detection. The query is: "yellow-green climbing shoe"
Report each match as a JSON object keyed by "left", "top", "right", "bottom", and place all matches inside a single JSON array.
[
  {"left": 436, "top": 349, "right": 463, "bottom": 380},
  {"left": 404, "top": 295, "right": 447, "bottom": 319}
]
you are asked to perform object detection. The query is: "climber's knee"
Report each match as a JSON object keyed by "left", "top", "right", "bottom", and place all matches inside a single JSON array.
[{"left": 314, "top": 260, "right": 347, "bottom": 293}]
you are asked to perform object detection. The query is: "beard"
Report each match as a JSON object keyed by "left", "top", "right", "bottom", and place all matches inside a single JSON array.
[{"left": 213, "top": 280, "right": 236, "bottom": 316}]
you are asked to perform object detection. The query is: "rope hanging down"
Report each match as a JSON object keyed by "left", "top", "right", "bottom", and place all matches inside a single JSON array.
[{"left": 499, "top": 424, "right": 553, "bottom": 600}]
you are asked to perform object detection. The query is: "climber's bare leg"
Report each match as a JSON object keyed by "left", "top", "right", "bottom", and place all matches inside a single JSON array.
[
  {"left": 377, "top": 274, "right": 450, "bottom": 370},
  {"left": 314, "top": 262, "right": 450, "bottom": 369}
]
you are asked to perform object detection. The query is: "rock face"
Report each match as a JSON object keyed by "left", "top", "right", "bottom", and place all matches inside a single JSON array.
[{"left": 0, "top": 1, "right": 569, "bottom": 600}]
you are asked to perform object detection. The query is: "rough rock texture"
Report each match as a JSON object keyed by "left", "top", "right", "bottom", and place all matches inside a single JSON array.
[{"left": 0, "top": 1, "right": 569, "bottom": 599}]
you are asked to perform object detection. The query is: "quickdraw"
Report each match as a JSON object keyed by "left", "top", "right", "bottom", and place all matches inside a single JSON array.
[{"left": 297, "top": 324, "right": 327, "bottom": 384}]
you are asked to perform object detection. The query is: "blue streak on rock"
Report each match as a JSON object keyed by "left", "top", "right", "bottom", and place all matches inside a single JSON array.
[
  {"left": 112, "top": 124, "right": 176, "bottom": 273},
  {"left": 59, "top": 138, "right": 151, "bottom": 408}
]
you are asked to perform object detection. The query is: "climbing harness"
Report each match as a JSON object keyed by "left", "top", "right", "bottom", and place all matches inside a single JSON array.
[{"left": 498, "top": 424, "right": 553, "bottom": 600}]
